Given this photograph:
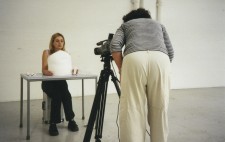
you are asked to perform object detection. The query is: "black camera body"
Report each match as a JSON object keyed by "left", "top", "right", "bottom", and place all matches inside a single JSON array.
[{"left": 94, "top": 33, "right": 114, "bottom": 56}]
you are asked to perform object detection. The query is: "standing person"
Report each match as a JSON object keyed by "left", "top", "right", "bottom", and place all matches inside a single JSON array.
[
  {"left": 41, "top": 33, "right": 79, "bottom": 136},
  {"left": 110, "top": 8, "right": 174, "bottom": 142}
]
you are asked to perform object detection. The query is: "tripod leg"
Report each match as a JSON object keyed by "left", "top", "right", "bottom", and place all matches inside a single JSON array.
[
  {"left": 95, "top": 70, "right": 120, "bottom": 141},
  {"left": 83, "top": 70, "right": 107, "bottom": 142},
  {"left": 83, "top": 56, "right": 121, "bottom": 142},
  {"left": 110, "top": 70, "right": 121, "bottom": 97},
  {"left": 95, "top": 74, "right": 110, "bottom": 140}
]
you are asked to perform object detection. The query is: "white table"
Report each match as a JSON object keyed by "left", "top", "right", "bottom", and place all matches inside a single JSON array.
[{"left": 19, "top": 73, "right": 98, "bottom": 140}]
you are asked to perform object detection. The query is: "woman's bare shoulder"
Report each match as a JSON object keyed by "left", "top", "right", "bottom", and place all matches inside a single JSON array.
[{"left": 43, "top": 49, "right": 50, "bottom": 55}]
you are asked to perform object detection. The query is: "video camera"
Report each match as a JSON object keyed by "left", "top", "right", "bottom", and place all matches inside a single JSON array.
[{"left": 94, "top": 33, "right": 114, "bottom": 56}]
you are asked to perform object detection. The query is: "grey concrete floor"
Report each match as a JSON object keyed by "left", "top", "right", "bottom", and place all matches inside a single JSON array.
[{"left": 0, "top": 87, "right": 224, "bottom": 142}]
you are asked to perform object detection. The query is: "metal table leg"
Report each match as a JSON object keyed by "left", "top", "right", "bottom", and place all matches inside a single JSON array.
[
  {"left": 19, "top": 77, "right": 23, "bottom": 128},
  {"left": 26, "top": 81, "right": 30, "bottom": 140},
  {"left": 82, "top": 79, "right": 85, "bottom": 120},
  {"left": 95, "top": 77, "right": 97, "bottom": 91}
]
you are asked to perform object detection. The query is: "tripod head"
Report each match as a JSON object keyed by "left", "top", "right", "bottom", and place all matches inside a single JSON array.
[{"left": 100, "top": 53, "right": 113, "bottom": 70}]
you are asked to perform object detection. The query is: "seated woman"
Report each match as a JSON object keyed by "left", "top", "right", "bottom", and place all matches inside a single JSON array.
[{"left": 41, "top": 32, "right": 79, "bottom": 136}]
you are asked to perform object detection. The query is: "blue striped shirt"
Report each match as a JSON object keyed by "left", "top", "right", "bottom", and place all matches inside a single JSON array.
[{"left": 110, "top": 18, "right": 174, "bottom": 62}]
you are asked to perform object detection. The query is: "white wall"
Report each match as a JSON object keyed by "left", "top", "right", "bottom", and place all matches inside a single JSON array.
[
  {"left": 160, "top": 0, "right": 225, "bottom": 88},
  {"left": 0, "top": 0, "right": 224, "bottom": 102},
  {"left": 144, "top": 0, "right": 225, "bottom": 88}
]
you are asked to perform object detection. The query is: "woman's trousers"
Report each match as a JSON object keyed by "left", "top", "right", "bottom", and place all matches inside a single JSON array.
[
  {"left": 119, "top": 51, "right": 171, "bottom": 142},
  {"left": 42, "top": 80, "right": 75, "bottom": 124}
]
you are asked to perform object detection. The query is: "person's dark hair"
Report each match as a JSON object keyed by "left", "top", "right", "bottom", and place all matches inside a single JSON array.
[{"left": 123, "top": 8, "right": 151, "bottom": 23}]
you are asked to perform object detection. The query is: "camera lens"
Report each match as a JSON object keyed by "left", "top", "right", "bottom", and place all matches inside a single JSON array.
[{"left": 94, "top": 48, "right": 101, "bottom": 55}]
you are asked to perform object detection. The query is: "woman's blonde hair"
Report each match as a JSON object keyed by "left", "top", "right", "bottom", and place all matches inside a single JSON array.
[{"left": 49, "top": 33, "right": 66, "bottom": 54}]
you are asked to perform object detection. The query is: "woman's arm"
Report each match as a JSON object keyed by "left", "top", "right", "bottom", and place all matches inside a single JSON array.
[
  {"left": 162, "top": 25, "right": 174, "bottom": 62},
  {"left": 110, "top": 26, "right": 124, "bottom": 75},
  {"left": 42, "top": 50, "right": 53, "bottom": 76},
  {"left": 111, "top": 51, "right": 123, "bottom": 74}
]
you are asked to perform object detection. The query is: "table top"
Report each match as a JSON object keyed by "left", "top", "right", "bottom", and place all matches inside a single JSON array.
[{"left": 21, "top": 73, "right": 98, "bottom": 82}]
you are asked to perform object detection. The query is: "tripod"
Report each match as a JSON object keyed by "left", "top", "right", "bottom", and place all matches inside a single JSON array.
[{"left": 83, "top": 54, "right": 121, "bottom": 142}]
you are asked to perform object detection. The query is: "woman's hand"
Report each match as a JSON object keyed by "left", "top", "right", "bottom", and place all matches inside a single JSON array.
[{"left": 43, "top": 70, "right": 53, "bottom": 76}]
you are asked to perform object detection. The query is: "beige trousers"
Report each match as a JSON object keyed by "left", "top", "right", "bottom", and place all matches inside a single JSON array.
[{"left": 119, "top": 51, "right": 171, "bottom": 142}]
